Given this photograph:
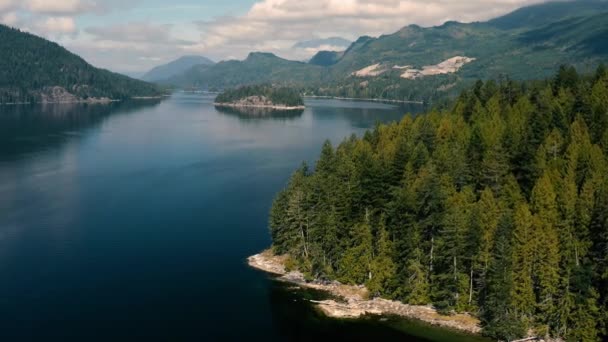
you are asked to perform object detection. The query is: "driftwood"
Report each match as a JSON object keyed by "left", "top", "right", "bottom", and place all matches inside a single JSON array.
[{"left": 511, "top": 337, "right": 540, "bottom": 342}]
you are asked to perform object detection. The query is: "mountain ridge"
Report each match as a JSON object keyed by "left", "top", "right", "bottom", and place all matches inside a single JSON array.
[
  {"left": 142, "top": 55, "right": 215, "bottom": 82},
  {"left": 0, "top": 24, "right": 161, "bottom": 104},
  {"left": 163, "top": 0, "right": 608, "bottom": 102}
]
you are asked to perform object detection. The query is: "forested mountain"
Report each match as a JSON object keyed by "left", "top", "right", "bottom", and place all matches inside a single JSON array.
[
  {"left": 269, "top": 66, "right": 608, "bottom": 341},
  {"left": 308, "top": 51, "right": 344, "bottom": 67},
  {"left": 141, "top": 55, "right": 215, "bottom": 82},
  {"left": 165, "top": 0, "right": 608, "bottom": 103},
  {"left": 0, "top": 25, "right": 161, "bottom": 104},
  {"left": 487, "top": 0, "right": 608, "bottom": 30},
  {"left": 165, "top": 52, "right": 328, "bottom": 89}
]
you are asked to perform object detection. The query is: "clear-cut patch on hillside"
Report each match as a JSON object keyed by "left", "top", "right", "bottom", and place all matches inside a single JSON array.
[
  {"left": 352, "top": 64, "right": 388, "bottom": 77},
  {"left": 399, "top": 56, "right": 476, "bottom": 79}
]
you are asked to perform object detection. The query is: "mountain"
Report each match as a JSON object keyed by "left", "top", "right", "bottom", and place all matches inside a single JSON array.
[
  {"left": 487, "top": 0, "right": 608, "bottom": 30},
  {"left": 0, "top": 25, "right": 161, "bottom": 104},
  {"left": 166, "top": 0, "right": 608, "bottom": 102},
  {"left": 165, "top": 52, "right": 327, "bottom": 89},
  {"left": 309, "top": 51, "right": 344, "bottom": 66},
  {"left": 141, "top": 55, "right": 215, "bottom": 82},
  {"left": 293, "top": 37, "right": 351, "bottom": 50}
]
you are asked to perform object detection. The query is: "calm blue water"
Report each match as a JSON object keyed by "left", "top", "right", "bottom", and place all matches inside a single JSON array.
[{"left": 0, "top": 94, "right": 483, "bottom": 341}]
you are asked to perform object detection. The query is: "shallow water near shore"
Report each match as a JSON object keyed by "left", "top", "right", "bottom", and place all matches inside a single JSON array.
[{"left": 0, "top": 93, "right": 486, "bottom": 341}]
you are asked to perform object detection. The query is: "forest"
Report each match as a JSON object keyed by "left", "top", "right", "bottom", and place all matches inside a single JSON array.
[
  {"left": 269, "top": 66, "right": 608, "bottom": 341},
  {"left": 0, "top": 25, "right": 160, "bottom": 103},
  {"left": 214, "top": 84, "right": 304, "bottom": 107}
]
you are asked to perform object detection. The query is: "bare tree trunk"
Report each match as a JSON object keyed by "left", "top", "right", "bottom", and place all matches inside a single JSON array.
[
  {"left": 300, "top": 224, "right": 309, "bottom": 258},
  {"left": 429, "top": 236, "right": 434, "bottom": 273},
  {"left": 469, "top": 266, "right": 474, "bottom": 304}
]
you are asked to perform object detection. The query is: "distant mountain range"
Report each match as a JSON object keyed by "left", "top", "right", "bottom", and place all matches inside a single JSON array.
[
  {"left": 0, "top": 25, "right": 161, "bottom": 104},
  {"left": 161, "top": 0, "right": 608, "bottom": 102},
  {"left": 141, "top": 56, "right": 215, "bottom": 82}
]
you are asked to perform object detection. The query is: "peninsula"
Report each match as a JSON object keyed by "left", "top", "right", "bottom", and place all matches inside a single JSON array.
[
  {"left": 214, "top": 85, "right": 305, "bottom": 110},
  {"left": 248, "top": 250, "right": 482, "bottom": 335}
]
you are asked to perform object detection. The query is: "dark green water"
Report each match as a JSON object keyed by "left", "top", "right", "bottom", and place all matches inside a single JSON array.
[{"left": 0, "top": 94, "right": 486, "bottom": 341}]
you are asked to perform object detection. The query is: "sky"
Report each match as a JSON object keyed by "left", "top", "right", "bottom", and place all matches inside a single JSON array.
[{"left": 0, "top": 0, "right": 550, "bottom": 74}]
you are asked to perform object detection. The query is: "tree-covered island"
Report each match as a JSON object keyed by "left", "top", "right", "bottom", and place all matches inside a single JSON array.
[
  {"left": 214, "top": 85, "right": 305, "bottom": 110},
  {"left": 255, "top": 66, "right": 608, "bottom": 342}
]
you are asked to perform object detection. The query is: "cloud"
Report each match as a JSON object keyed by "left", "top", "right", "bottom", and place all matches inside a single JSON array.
[
  {"left": 195, "top": 0, "right": 549, "bottom": 61},
  {"left": 35, "top": 16, "right": 77, "bottom": 34},
  {"left": 67, "top": 22, "right": 197, "bottom": 72},
  {"left": 0, "top": 0, "right": 17, "bottom": 12},
  {"left": 26, "top": 0, "right": 96, "bottom": 15},
  {"left": 0, "top": 0, "right": 131, "bottom": 36}
]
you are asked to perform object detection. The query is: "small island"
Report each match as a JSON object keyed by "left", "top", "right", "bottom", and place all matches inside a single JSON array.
[{"left": 214, "top": 85, "right": 305, "bottom": 110}]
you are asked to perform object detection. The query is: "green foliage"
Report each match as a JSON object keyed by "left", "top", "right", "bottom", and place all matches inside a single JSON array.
[
  {"left": 215, "top": 84, "right": 304, "bottom": 107},
  {"left": 0, "top": 25, "right": 160, "bottom": 103},
  {"left": 269, "top": 67, "right": 608, "bottom": 340}
]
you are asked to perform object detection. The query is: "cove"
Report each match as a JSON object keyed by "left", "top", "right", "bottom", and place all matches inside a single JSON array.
[{"left": 0, "top": 94, "right": 485, "bottom": 341}]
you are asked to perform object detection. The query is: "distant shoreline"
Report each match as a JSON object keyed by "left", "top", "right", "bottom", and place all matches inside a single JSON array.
[
  {"left": 0, "top": 96, "right": 163, "bottom": 106},
  {"left": 303, "top": 95, "right": 424, "bottom": 105},
  {"left": 247, "top": 250, "right": 481, "bottom": 335},
  {"left": 214, "top": 103, "right": 305, "bottom": 110}
]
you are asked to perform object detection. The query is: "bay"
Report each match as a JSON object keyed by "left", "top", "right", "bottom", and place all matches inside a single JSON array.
[{"left": 0, "top": 94, "right": 485, "bottom": 341}]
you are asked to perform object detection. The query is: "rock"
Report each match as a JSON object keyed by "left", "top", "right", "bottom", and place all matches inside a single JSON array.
[{"left": 248, "top": 251, "right": 481, "bottom": 334}]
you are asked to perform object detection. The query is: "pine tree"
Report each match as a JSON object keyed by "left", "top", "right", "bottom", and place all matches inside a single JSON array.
[
  {"left": 481, "top": 214, "right": 526, "bottom": 341},
  {"left": 338, "top": 221, "right": 374, "bottom": 285},
  {"left": 368, "top": 218, "right": 397, "bottom": 297},
  {"left": 531, "top": 173, "right": 561, "bottom": 336},
  {"left": 511, "top": 203, "right": 536, "bottom": 324}
]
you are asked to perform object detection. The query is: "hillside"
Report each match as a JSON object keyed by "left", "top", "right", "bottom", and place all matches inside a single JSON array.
[
  {"left": 269, "top": 66, "right": 608, "bottom": 341},
  {"left": 166, "top": 52, "right": 328, "bottom": 89},
  {"left": 165, "top": 0, "right": 608, "bottom": 102},
  {"left": 0, "top": 25, "right": 161, "bottom": 104},
  {"left": 309, "top": 51, "right": 344, "bottom": 66},
  {"left": 487, "top": 0, "right": 608, "bottom": 30},
  {"left": 142, "top": 55, "right": 214, "bottom": 82}
]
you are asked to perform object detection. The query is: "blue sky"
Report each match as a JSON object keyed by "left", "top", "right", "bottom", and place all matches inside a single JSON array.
[
  {"left": 0, "top": 0, "right": 548, "bottom": 73},
  {"left": 76, "top": 0, "right": 256, "bottom": 27}
]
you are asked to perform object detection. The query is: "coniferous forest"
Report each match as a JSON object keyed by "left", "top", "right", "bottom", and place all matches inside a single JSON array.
[
  {"left": 269, "top": 66, "right": 608, "bottom": 341},
  {"left": 215, "top": 84, "right": 304, "bottom": 107},
  {"left": 0, "top": 25, "right": 161, "bottom": 103}
]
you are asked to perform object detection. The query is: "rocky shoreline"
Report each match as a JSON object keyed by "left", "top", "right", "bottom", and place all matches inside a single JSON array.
[
  {"left": 214, "top": 102, "right": 305, "bottom": 110},
  {"left": 247, "top": 250, "right": 481, "bottom": 335}
]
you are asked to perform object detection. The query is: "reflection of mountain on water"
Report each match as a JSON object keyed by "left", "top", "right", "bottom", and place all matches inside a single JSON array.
[
  {"left": 0, "top": 99, "right": 162, "bottom": 160},
  {"left": 215, "top": 105, "right": 304, "bottom": 121}
]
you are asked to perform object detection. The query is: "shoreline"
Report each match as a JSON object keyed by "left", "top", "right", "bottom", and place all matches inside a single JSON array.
[
  {"left": 303, "top": 95, "right": 424, "bottom": 105},
  {"left": 0, "top": 96, "right": 163, "bottom": 106},
  {"left": 247, "top": 250, "right": 481, "bottom": 335},
  {"left": 214, "top": 103, "right": 305, "bottom": 110}
]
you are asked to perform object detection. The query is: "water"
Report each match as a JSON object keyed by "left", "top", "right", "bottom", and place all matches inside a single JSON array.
[{"left": 0, "top": 94, "right": 485, "bottom": 341}]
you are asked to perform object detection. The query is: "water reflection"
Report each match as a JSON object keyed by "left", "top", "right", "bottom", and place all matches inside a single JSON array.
[
  {"left": 215, "top": 105, "right": 304, "bottom": 121},
  {"left": 0, "top": 100, "right": 162, "bottom": 161}
]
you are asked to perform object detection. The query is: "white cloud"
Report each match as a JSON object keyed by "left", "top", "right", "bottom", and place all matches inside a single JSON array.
[
  {"left": 195, "top": 0, "right": 549, "bottom": 61},
  {"left": 0, "top": 11, "right": 17, "bottom": 25},
  {"left": 0, "top": 0, "right": 17, "bottom": 12},
  {"left": 26, "top": 0, "right": 96, "bottom": 14},
  {"left": 0, "top": 0, "right": 112, "bottom": 36},
  {"left": 65, "top": 22, "right": 198, "bottom": 72},
  {"left": 36, "top": 16, "right": 77, "bottom": 34}
]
